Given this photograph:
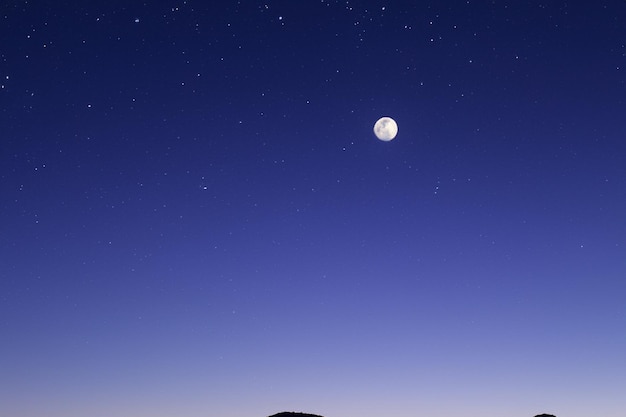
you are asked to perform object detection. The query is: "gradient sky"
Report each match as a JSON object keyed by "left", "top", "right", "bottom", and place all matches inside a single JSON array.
[{"left": 1, "top": 1, "right": 626, "bottom": 417}]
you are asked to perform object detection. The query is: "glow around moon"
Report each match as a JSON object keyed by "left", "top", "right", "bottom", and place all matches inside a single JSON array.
[{"left": 373, "top": 117, "right": 398, "bottom": 141}]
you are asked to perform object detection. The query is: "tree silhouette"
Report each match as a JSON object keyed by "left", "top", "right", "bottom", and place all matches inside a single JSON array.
[{"left": 534, "top": 414, "right": 556, "bottom": 417}]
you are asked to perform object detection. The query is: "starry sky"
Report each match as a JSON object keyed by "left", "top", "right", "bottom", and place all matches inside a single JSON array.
[{"left": 1, "top": 1, "right": 626, "bottom": 417}]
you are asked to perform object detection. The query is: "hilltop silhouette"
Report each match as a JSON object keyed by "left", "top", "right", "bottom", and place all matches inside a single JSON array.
[
  {"left": 270, "top": 411, "right": 552, "bottom": 417},
  {"left": 268, "top": 413, "right": 323, "bottom": 417}
]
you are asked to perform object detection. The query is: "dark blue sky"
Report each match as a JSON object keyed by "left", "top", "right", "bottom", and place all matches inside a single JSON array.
[{"left": 2, "top": 1, "right": 626, "bottom": 417}]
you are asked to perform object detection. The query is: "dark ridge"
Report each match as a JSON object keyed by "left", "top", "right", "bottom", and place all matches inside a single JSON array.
[
  {"left": 270, "top": 412, "right": 551, "bottom": 417},
  {"left": 268, "top": 413, "right": 324, "bottom": 417}
]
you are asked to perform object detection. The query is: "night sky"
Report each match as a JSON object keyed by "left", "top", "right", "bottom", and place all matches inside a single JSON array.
[{"left": 2, "top": 1, "right": 626, "bottom": 417}]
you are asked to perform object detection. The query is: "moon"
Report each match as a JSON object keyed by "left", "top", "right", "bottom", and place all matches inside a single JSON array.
[{"left": 373, "top": 117, "right": 398, "bottom": 141}]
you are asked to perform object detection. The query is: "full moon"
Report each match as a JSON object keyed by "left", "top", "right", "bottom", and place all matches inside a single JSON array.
[{"left": 373, "top": 117, "right": 398, "bottom": 141}]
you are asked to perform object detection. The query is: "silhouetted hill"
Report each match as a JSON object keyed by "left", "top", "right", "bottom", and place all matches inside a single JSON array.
[
  {"left": 268, "top": 413, "right": 323, "bottom": 417},
  {"left": 271, "top": 411, "right": 552, "bottom": 417}
]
